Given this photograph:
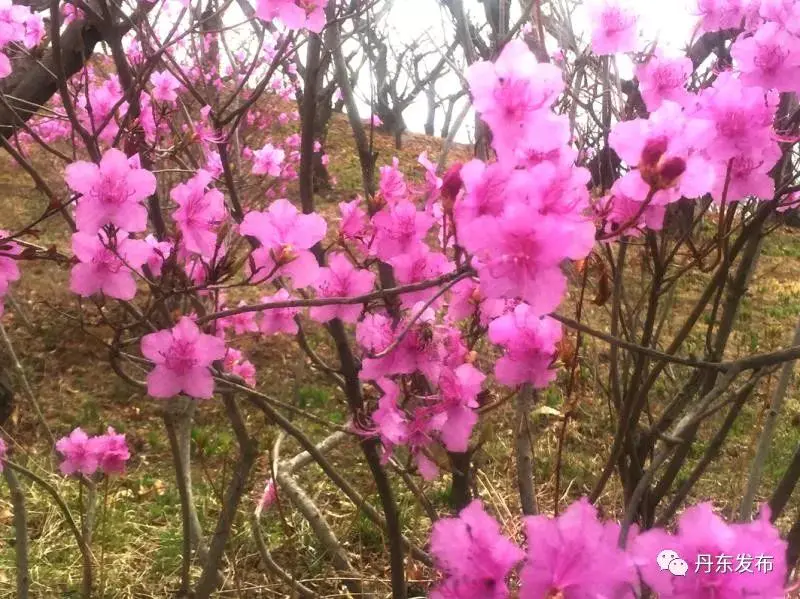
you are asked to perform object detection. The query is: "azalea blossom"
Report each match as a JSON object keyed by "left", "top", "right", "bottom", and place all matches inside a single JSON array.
[
  {"left": 94, "top": 427, "right": 131, "bottom": 475},
  {"left": 65, "top": 149, "right": 157, "bottom": 233},
  {"left": 255, "top": 478, "right": 277, "bottom": 517},
  {"left": 693, "top": 71, "right": 778, "bottom": 163},
  {"left": 258, "top": 288, "right": 300, "bottom": 335},
  {"left": 520, "top": 498, "right": 638, "bottom": 598},
  {"left": 379, "top": 157, "right": 409, "bottom": 204},
  {"left": 150, "top": 70, "right": 181, "bottom": 104},
  {"left": 466, "top": 39, "right": 563, "bottom": 160},
  {"left": 371, "top": 200, "right": 434, "bottom": 262},
  {"left": 731, "top": 21, "right": 800, "bottom": 93},
  {"left": 220, "top": 301, "right": 260, "bottom": 335},
  {"left": 309, "top": 253, "right": 376, "bottom": 323},
  {"left": 632, "top": 503, "right": 787, "bottom": 598},
  {"left": 609, "top": 100, "right": 715, "bottom": 205},
  {"left": 0, "top": 231, "right": 21, "bottom": 297},
  {"left": 251, "top": 142, "right": 286, "bottom": 176},
  {"left": 430, "top": 500, "right": 524, "bottom": 599},
  {"left": 255, "top": 0, "right": 327, "bottom": 33},
  {"left": 144, "top": 234, "right": 173, "bottom": 277},
  {"left": 636, "top": 52, "right": 692, "bottom": 111},
  {"left": 488, "top": 303, "right": 562, "bottom": 388},
  {"left": 56, "top": 428, "right": 100, "bottom": 476},
  {"left": 70, "top": 231, "right": 150, "bottom": 301},
  {"left": 240, "top": 199, "right": 326, "bottom": 287},
  {"left": 170, "top": 170, "right": 227, "bottom": 257},
  {"left": 435, "top": 363, "right": 485, "bottom": 453},
  {"left": 222, "top": 347, "right": 257, "bottom": 386},
  {"left": 586, "top": 0, "right": 639, "bottom": 55},
  {"left": 141, "top": 316, "right": 227, "bottom": 399}
]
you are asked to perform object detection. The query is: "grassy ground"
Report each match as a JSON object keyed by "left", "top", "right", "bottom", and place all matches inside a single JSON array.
[{"left": 0, "top": 116, "right": 798, "bottom": 597}]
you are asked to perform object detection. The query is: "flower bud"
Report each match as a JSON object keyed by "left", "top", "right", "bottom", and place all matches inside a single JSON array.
[
  {"left": 640, "top": 136, "right": 669, "bottom": 168},
  {"left": 658, "top": 156, "right": 687, "bottom": 183}
]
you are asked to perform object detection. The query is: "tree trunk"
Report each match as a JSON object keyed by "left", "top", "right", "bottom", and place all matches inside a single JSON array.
[{"left": 424, "top": 86, "right": 436, "bottom": 136}]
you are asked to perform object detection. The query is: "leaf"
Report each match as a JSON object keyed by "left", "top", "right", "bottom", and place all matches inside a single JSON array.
[
  {"left": 530, "top": 405, "right": 563, "bottom": 418},
  {"left": 593, "top": 268, "right": 611, "bottom": 306},
  {"left": 556, "top": 337, "right": 576, "bottom": 368}
]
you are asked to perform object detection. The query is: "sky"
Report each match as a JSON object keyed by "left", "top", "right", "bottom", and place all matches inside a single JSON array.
[{"left": 357, "top": 0, "right": 701, "bottom": 144}]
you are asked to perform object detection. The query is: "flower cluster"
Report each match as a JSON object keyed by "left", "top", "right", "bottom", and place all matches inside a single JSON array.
[
  {"left": 592, "top": 0, "right": 800, "bottom": 232},
  {"left": 0, "top": 0, "right": 44, "bottom": 78},
  {"left": 55, "top": 427, "right": 131, "bottom": 477},
  {"left": 255, "top": 0, "right": 327, "bottom": 33},
  {"left": 430, "top": 499, "right": 788, "bottom": 599}
]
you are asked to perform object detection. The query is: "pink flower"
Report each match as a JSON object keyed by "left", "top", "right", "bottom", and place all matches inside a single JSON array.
[
  {"left": 418, "top": 151, "right": 443, "bottom": 199},
  {"left": 488, "top": 304, "right": 562, "bottom": 388},
  {"left": 455, "top": 159, "right": 511, "bottom": 226},
  {"left": 586, "top": 0, "right": 639, "bottom": 55},
  {"left": 258, "top": 289, "right": 300, "bottom": 335},
  {"left": 251, "top": 143, "right": 286, "bottom": 176},
  {"left": 760, "top": 0, "right": 798, "bottom": 28},
  {"left": 23, "top": 14, "right": 43, "bottom": 48},
  {"left": 731, "top": 22, "right": 800, "bottom": 93},
  {"left": 371, "top": 200, "right": 434, "bottom": 262},
  {"left": 170, "top": 170, "right": 227, "bottom": 258},
  {"left": 602, "top": 177, "right": 668, "bottom": 236},
  {"left": 520, "top": 498, "right": 638, "bottom": 598},
  {"left": 447, "top": 278, "right": 507, "bottom": 326},
  {"left": 632, "top": 503, "right": 787, "bottom": 598},
  {"left": 221, "top": 301, "right": 260, "bottom": 335},
  {"left": 711, "top": 145, "right": 781, "bottom": 203},
  {"left": 94, "top": 427, "right": 130, "bottom": 475},
  {"left": 0, "top": 231, "right": 22, "bottom": 296},
  {"left": 255, "top": 478, "right": 277, "bottom": 517},
  {"left": 357, "top": 308, "right": 445, "bottom": 383},
  {"left": 430, "top": 500, "right": 524, "bottom": 599},
  {"left": 65, "top": 149, "right": 156, "bottom": 233},
  {"left": 371, "top": 378, "right": 409, "bottom": 451},
  {"left": 70, "top": 231, "right": 150, "bottom": 301},
  {"left": 222, "top": 347, "right": 257, "bottom": 386},
  {"left": 144, "top": 234, "right": 172, "bottom": 277},
  {"left": 636, "top": 52, "right": 692, "bottom": 111},
  {"left": 389, "top": 247, "right": 452, "bottom": 309},
  {"left": 609, "top": 101, "right": 715, "bottom": 204},
  {"left": 150, "top": 70, "right": 181, "bottom": 104},
  {"left": 338, "top": 197, "right": 368, "bottom": 240},
  {"left": 466, "top": 39, "right": 563, "bottom": 161},
  {"left": 56, "top": 428, "right": 100, "bottom": 476},
  {"left": 694, "top": 0, "right": 757, "bottom": 33},
  {"left": 309, "top": 253, "right": 375, "bottom": 323},
  {"left": 379, "top": 157, "right": 408, "bottom": 204},
  {"left": 514, "top": 113, "right": 576, "bottom": 170},
  {"left": 240, "top": 199, "right": 326, "bottom": 288},
  {"left": 436, "top": 364, "right": 485, "bottom": 453},
  {"left": 0, "top": 436, "right": 6, "bottom": 471},
  {"left": 0, "top": 54, "right": 10, "bottom": 79},
  {"left": 255, "top": 0, "right": 327, "bottom": 33},
  {"left": 694, "top": 72, "right": 778, "bottom": 162},
  {"left": 462, "top": 200, "right": 591, "bottom": 315},
  {"left": 141, "top": 316, "right": 227, "bottom": 399}
]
